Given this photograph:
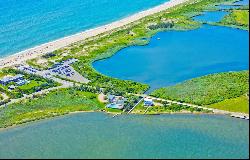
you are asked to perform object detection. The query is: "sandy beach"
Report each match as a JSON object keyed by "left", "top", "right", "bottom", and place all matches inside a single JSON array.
[{"left": 0, "top": 0, "right": 189, "bottom": 69}]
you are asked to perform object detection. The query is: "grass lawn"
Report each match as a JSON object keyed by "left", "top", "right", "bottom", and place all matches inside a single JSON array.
[
  {"left": 208, "top": 95, "right": 249, "bottom": 113},
  {"left": 18, "top": 81, "right": 44, "bottom": 90}
]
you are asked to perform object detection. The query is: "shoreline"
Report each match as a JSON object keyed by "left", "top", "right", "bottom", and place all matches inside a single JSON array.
[
  {"left": 0, "top": 109, "right": 242, "bottom": 131},
  {"left": 0, "top": 0, "right": 189, "bottom": 69}
]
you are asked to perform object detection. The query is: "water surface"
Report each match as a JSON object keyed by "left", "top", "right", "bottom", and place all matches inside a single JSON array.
[
  {"left": 93, "top": 25, "right": 249, "bottom": 91},
  {"left": 0, "top": 113, "right": 248, "bottom": 159},
  {"left": 234, "top": 0, "right": 249, "bottom": 5},
  {"left": 193, "top": 11, "right": 228, "bottom": 23},
  {"left": 0, "top": 0, "right": 169, "bottom": 58}
]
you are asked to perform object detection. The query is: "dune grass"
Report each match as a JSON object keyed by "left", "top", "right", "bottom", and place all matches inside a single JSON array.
[
  {"left": 0, "top": 88, "right": 104, "bottom": 128},
  {"left": 151, "top": 71, "right": 249, "bottom": 108}
]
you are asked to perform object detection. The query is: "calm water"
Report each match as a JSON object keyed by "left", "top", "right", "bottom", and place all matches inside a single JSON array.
[
  {"left": 234, "top": 0, "right": 249, "bottom": 5},
  {"left": 217, "top": 5, "right": 239, "bottom": 10},
  {"left": 93, "top": 24, "right": 249, "bottom": 91},
  {"left": 0, "top": 113, "right": 248, "bottom": 159},
  {"left": 193, "top": 11, "right": 228, "bottom": 23},
  {"left": 0, "top": 0, "right": 169, "bottom": 58},
  {"left": 217, "top": 0, "right": 249, "bottom": 10}
]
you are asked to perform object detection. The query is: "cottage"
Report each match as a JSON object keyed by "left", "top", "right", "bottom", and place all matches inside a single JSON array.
[{"left": 144, "top": 98, "right": 154, "bottom": 106}]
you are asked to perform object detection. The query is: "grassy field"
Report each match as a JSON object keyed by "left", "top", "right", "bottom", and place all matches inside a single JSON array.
[
  {"left": 0, "top": 88, "right": 104, "bottom": 128},
  {"left": 151, "top": 71, "right": 249, "bottom": 111},
  {"left": 208, "top": 95, "right": 249, "bottom": 113},
  {"left": 219, "top": 7, "right": 249, "bottom": 30}
]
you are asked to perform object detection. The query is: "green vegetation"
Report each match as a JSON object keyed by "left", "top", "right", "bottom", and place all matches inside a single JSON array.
[
  {"left": 147, "top": 104, "right": 212, "bottom": 114},
  {"left": 0, "top": 88, "right": 104, "bottom": 128},
  {"left": 219, "top": 6, "right": 249, "bottom": 30},
  {"left": 151, "top": 71, "right": 249, "bottom": 107},
  {"left": 132, "top": 102, "right": 212, "bottom": 114},
  {"left": 209, "top": 95, "right": 249, "bottom": 113},
  {"left": 0, "top": 68, "right": 60, "bottom": 99},
  {"left": 26, "top": 58, "right": 55, "bottom": 70}
]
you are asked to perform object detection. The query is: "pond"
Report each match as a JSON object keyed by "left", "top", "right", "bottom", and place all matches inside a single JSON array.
[{"left": 93, "top": 24, "right": 249, "bottom": 91}]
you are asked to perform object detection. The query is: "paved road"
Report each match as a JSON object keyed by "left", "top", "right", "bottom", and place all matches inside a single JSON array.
[{"left": 135, "top": 94, "right": 249, "bottom": 119}]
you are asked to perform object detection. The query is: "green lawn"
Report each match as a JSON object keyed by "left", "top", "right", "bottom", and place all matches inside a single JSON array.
[
  {"left": 0, "top": 88, "right": 104, "bottom": 128},
  {"left": 151, "top": 71, "right": 249, "bottom": 107},
  {"left": 18, "top": 81, "right": 44, "bottom": 90},
  {"left": 208, "top": 95, "right": 249, "bottom": 113}
]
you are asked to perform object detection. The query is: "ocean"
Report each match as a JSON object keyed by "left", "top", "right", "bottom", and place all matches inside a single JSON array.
[{"left": 0, "top": 0, "right": 169, "bottom": 58}]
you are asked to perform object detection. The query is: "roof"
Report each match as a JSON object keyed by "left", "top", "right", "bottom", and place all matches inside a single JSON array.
[
  {"left": 108, "top": 95, "right": 115, "bottom": 100},
  {"left": 144, "top": 98, "right": 153, "bottom": 102},
  {"left": 0, "top": 74, "right": 24, "bottom": 83}
]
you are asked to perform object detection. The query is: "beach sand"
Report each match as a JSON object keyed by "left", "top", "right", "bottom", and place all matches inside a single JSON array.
[{"left": 0, "top": 0, "right": 189, "bottom": 69}]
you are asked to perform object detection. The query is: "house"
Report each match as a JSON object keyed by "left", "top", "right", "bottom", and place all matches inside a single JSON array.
[
  {"left": 108, "top": 95, "right": 116, "bottom": 103},
  {"left": 16, "top": 79, "right": 29, "bottom": 86},
  {"left": 8, "top": 85, "right": 16, "bottom": 90},
  {"left": 106, "top": 95, "right": 126, "bottom": 110},
  {"left": 144, "top": 98, "right": 154, "bottom": 106}
]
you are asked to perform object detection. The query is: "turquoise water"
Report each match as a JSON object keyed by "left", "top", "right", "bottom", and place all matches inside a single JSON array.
[
  {"left": 93, "top": 24, "right": 249, "bottom": 91},
  {"left": 193, "top": 11, "right": 228, "bottom": 23},
  {"left": 0, "top": 113, "right": 248, "bottom": 159},
  {"left": 0, "top": 0, "right": 169, "bottom": 58},
  {"left": 234, "top": 0, "right": 249, "bottom": 5},
  {"left": 217, "top": 0, "right": 249, "bottom": 10},
  {"left": 217, "top": 5, "right": 239, "bottom": 10}
]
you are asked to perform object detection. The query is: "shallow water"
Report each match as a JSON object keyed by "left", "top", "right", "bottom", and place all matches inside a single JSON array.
[
  {"left": 193, "top": 11, "right": 228, "bottom": 23},
  {"left": 0, "top": 113, "right": 248, "bottom": 159},
  {"left": 93, "top": 24, "right": 249, "bottom": 91},
  {"left": 217, "top": 0, "right": 249, "bottom": 10},
  {"left": 234, "top": 0, "right": 249, "bottom": 5},
  {"left": 0, "top": 0, "right": 169, "bottom": 58},
  {"left": 217, "top": 5, "right": 240, "bottom": 10}
]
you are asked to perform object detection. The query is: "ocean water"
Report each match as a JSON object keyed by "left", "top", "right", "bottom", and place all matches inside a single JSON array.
[
  {"left": 0, "top": 113, "right": 248, "bottom": 159},
  {"left": 0, "top": 0, "right": 169, "bottom": 58},
  {"left": 93, "top": 24, "right": 249, "bottom": 91}
]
